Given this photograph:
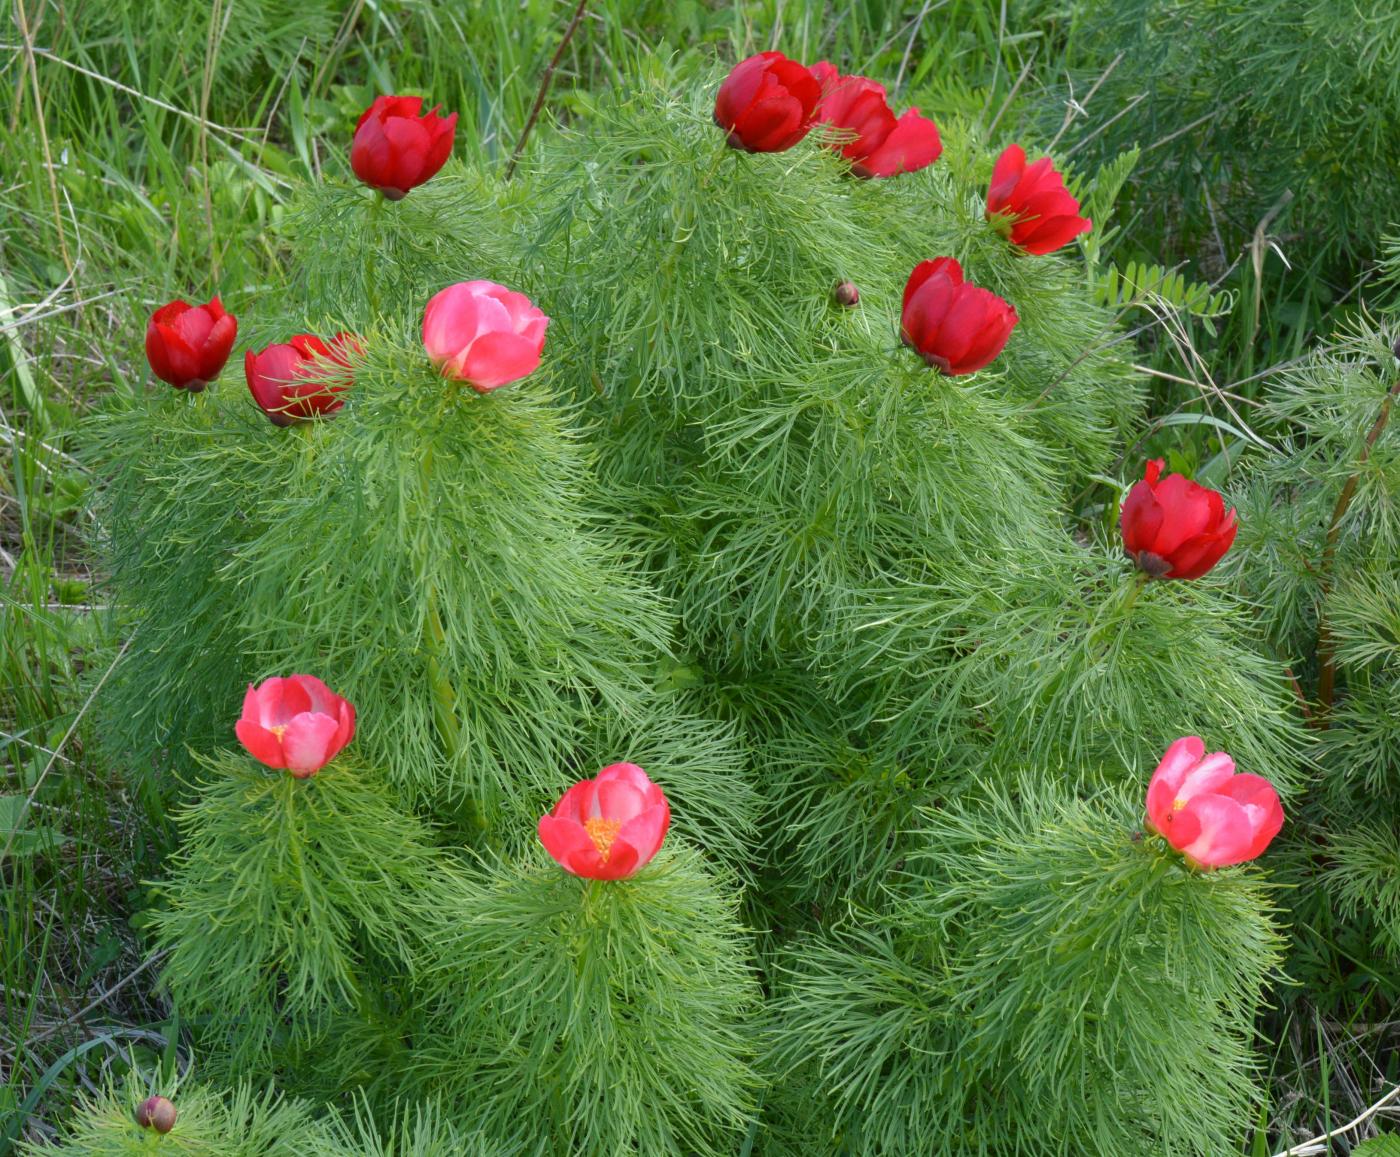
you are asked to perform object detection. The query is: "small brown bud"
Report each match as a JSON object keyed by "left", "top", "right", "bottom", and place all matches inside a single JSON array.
[
  {"left": 1391, "top": 334, "right": 1400, "bottom": 363},
  {"left": 833, "top": 280, "right": 860, "bottom": 307},
  {"left": 136, "top": 1095, "right": 177, "bottom": 1134}
]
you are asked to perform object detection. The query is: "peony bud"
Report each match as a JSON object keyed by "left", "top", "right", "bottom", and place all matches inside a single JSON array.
[
  {"left": 422, "top": 280, "right": 549, "bottom": 392},
  {"left": 145, "top": 298, "right": 237, "bottom": 391},
  {"left": 713, "top": 52, "right": 822, "bottom": 154},
  {"left": 833, "top": 280, "right": 860, "bottom": 307},
  {"left": 235, "top": 675, "right": 356, "bottom": 777},
  {"left": 135, "top": 1095, "right": 177, "bottom": 1134},
  {"left": 810, "top": 62, "right": 941, "bottom": 179},
  {"left": 350, "top": 95, "right": 457, "bottom": 200},
  {"left": 1120, "top": 459, "right": 1238, "bottom": 580},
  {"left": 1144, "top": 737, "right": 1284, "bottom": 870},
  {"left": 900, "top": 258, "right": 1018, "bottom": 375},
  {"left": 986, "top": 144, "right": 1091, "bottom": 255},
  {"left": 538, "top": 763, "right": 671, "bottom": 881},
  {"left": 244, "top": 334, "right": 358, "bottom": 426}
]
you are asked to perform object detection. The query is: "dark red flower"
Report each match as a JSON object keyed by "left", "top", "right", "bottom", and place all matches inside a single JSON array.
[
  {"left": 986, "top": 144, "right": 1092, "bottom": 255},
  {"left": 1120, "top": 459, "right": 1238, "bottom": 580},
  {"left": 900, "top": 258, "right": 1018, "bottom": 375},
  {"left": 244, "top": 334, "right": 358, "bottom": 426},
  {"left": 350, "top": 95, "right": 457, "bottom": 200},
  {"left": 713, "top": 52, "right": 821, "bottom": 154},
  {"left": 810, "top": 61, "right": 941, "bottom": 179},
  {"left": 145, "top": 298, "right": 237, "bottom": 391}
]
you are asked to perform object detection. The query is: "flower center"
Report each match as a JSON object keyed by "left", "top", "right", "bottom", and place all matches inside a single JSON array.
[
  {"left": 270, "top": 724, "right": 288, "bottom": 740},
  {"left": 1172, "top": 798, "right": 1187, "bottom": 812},
  {"left": 584, "top": 817, "right": 622, "bottom": 861}
]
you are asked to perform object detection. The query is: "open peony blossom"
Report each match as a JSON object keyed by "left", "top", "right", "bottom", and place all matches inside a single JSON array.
[
  {"left": 900, "top": 257, "right": 1018, "bottom": 375},
  {"left": 422, "top": 280, "right": 549, "bottom": 392},
  {"left": 235, "top": 675, "right": 356, "bottom": 777},
  {"left": 1145, "top": 737, "right": 1284, "bottom": 869},
  {"left": 986, "top": 144, "right": 1091, "bottom": 255},
  {"left": 537, "top": 763, "right": 671, "bottom": 881},
  {"left": 713, "top": 51, "right": 821, "bottom": 154},
  {"left": 810, "top": 61, "right": 941, "bottom": 178},
  {"left": 1121, "top": 459, "right": 1238, "bottom": 580},
  {"left": 145, "top": 297, "right": 238, "bottom": 391},
  {"left": 244, "top": 334, "right": 359, "bottom": 426},
  {"left": 350, "top": 95, "right": 457, "bottom": 200}
]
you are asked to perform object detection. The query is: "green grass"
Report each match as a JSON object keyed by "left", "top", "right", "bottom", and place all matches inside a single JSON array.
[{"left": 1, "top": 0, "right": 1393, "bottom": 1149}]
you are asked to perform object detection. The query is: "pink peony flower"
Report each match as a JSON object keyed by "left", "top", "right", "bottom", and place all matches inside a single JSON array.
[
  {"left": 537, "top": 763, "right": 671, "bottom": 881},
  {"left": 421, "top": 280, "right": 549, "bottom": 393},
  {"left": 1144, "top": 737, "right": 1284, "bottom": 869},
  {"left": 235, "top": 675, "right": 356, "bottom": 777}
]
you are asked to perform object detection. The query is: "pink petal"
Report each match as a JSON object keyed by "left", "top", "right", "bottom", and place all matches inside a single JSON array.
[
  {"left": 1177, "top": 751, "right": 1236, "bottom": 801},
  {"left": 616, "top": 801, "right": 670, "bottom": 868},
  {"left": 280, "top": 711, "right": 341, "bottom": 775},
  {"left": 235, "top": 719, "right": 287, "bottom": 768},
  {"left": 1177, "top": 794, "right": 1255, "bottom": 868},
  {"left": 593, "top": 777, "right": 649, "bottom": 824},
  {"left": 538, "top": 814, "right": 602, "bottom": 875},
  {"left": 550, "top": 779, "right": 597, "bottom": 824},
  {"left": 461, "top": 330, "right": 544, "bottom": 391}
]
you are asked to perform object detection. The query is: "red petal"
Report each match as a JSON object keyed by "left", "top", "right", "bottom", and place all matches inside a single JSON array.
[
  {"left": 987, "top": 144, "right": 1026, "bottom": 211},
  {"left": 235, "top": 719, "right": 287, "bottom": 768}
]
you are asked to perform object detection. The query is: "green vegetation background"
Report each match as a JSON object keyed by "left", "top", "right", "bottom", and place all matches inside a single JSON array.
[{"left": 3, "top": 0, "right": 1398, "bottom": 1151}]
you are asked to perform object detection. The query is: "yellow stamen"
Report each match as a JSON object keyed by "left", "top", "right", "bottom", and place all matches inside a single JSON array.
[
  {"left": 270, "top": 724, "right": 288, "bottom": 740},
  {"left": 1173, "top": 798, "right": 1186, "bottom": 811},
  {"left": 584, "top": 817, "right": 622, "bottom": 862}
]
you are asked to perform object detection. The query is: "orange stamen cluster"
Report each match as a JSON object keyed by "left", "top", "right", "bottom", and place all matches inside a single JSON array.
[{"left": 584, "top": 817, "right": 623, "bottom": 862}]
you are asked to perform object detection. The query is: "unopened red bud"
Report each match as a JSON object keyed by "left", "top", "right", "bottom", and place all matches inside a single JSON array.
[
  {"left": 833, "top": 281, "right": 860, "bottom": 307},
  {"left": 136, "top": 1095, "right": 177, "bottom": 1134}
]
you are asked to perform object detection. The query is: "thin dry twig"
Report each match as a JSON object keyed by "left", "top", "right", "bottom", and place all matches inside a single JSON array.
[
  {"left": 1271, "top": 1082, "right": 1400, "bottom": 1156},
  {"left": 504, "top": 0, "right": 590, "bottom": 181}
]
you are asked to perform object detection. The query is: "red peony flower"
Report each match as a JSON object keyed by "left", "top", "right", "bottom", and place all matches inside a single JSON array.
[
  {"left": 810, "top": 61, "right": 941, "bottom": 179},
  {"left": 350, "top": 95, "right": 457, "bottom": 200},
  {"left": 1144, "top": 736, "right": 1284, "bottom": 869},
  {"left": 145, "top": 297, "right": 238, "bottom": 391},
  {"left": 422, "top": 280, "right": 549, "bottom": 393},
  {"left": 985, "top": 144, "right": 1092, "bottom": 255},
  {"left": 900, "top": 258, "right": 1018, "bottom": 375},
  {"left": 1120, "top": 459, "right": 1238, "bottom": 580},
  {"left": 713, "top": 52, "right": 822, "bottom": 154},
  {"left": 235, "top": 675, "right": 356, "bottom": 777},
  {"left": 244, "top": 334, "right": 359, "bottom": 426},
  {"left": 537, "top": 762, "right": 671, "bottom": 881}
]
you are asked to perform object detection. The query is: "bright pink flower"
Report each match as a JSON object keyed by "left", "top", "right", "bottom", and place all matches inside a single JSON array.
[
  {"left": 422, "top": 280, "right": 549, "bottom": 392},
  {"left": 1121, "top": 459, "right": 1238, "bottom": 580},
  {"left": 244, "top": 334, "right": 359, "bottom": 426},
  {"left": 145, "top": 298, "right": 238, "bottom": 391},
  {"left": 713, "top": 52, "right": 822, "bottom": 154},
  {"left": 1145, "top": 737, "right": 1284, "bottom": 869},
  {"left": 900, "top": 258, "right": 1018, "bottom": 375},
  {"left": 986, "top": 144, "right": 1092, "bottom": 255},
  {"left": 810, "top": 61, "right": 941, "bottom": 179},
  {"left": 537, "top": 763, "right": 671, "bottom": 881},
  {"left": 351, "top": 95, "right": 457, "bottom": 200},
  {"left": 235, "top": 675, "right": 356, "bottom": 777}
]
